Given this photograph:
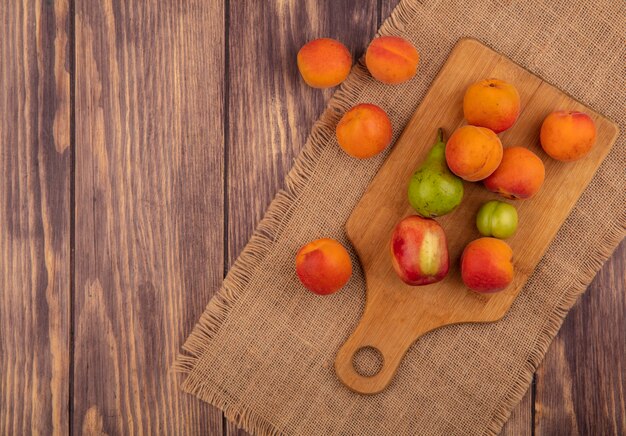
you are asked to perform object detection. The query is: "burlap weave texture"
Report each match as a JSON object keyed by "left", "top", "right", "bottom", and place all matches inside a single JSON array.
[{"left": 177, "top": 1, "right": 625, "bottom": 434}]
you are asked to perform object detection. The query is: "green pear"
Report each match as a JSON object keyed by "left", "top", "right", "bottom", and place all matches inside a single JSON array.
[{"left": 408, "top": 128, "right": 464, "bottom": 217}]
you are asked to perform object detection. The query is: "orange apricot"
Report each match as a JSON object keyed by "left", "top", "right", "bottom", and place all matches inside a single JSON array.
[
  {"left": 295, "top": 238, "right": 352, "bottom": 295},
  {"left": 463, "top": 78, "right": 521, "bottom": 133},
  {"left": 297, "top": 38, "right": 352, "bottom": 88},
  {"left": 336, "top": 103, "right": 392, "bottom": 159},
  {"left": 484, "top": 147, "right": 545, "bottom": 199},
  {"left": 461, "top": 237, "right": 514, "bottom": 293},
  {"left": 540, "top": 111, "right": 596, "bottom": 161},
  {"left": 365, "top": 36, "right": 419, "bottom": 84},
  {"left": 445, "top": 125, "right": 503, "bottom": 181}
]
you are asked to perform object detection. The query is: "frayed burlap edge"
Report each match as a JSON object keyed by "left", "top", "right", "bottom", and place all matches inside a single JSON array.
[{"left": 174, "top": 0, "right": 625, "bottom": 434}]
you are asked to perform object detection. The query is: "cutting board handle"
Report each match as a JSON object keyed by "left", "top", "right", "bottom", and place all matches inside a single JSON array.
[{"left": 335, "top": 303, "right": 435, "bottom": 394}]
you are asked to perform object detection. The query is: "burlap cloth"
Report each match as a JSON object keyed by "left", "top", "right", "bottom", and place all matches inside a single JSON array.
[{"left": 176, "top": 1, "right": 625, "bottom": 434}]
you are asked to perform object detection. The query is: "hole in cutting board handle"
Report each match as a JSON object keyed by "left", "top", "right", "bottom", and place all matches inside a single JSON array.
[{"left": 351, "top": 346, "right": 384, "bottom": 377}]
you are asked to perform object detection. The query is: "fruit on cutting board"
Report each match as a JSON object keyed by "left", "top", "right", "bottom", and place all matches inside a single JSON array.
[
  {"left": 296, "top": 238, "right": 352, "bottom": 295},
  {"left": 445, "top": 125, "right": 503, "bottom": 181},
  {"left": 336, "top": 103, "right": 393, "bottom": 158},
  {"left": 408, "top": 128, "right": 464, "bottom": 217},
  {"left": 540, "top": 111, "right": 597, "bottom": 161},
  {"left": 390, "top": 215, "right": 449, "bottom": 286},
  {"left": 297, "top": 38, "right": 352, "bottom": 88},
  {"left": 476, "top": 200, "right": 518, "bottom": 239},
  {"left": 463, "top": 78, "right": 521, "bottom": 133},
  {"left": 461, "top": 238, "right": 514, "bottom": 293},
  {"left": 484, "top": 146, "right": 545, "bottom": 199},
  {"left": 365, "top": 36, "right": 419, "bottom": 84}
]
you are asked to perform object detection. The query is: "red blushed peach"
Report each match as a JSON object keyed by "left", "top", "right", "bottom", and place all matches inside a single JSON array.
[
  {"left": 390, "top": 215, "right": 449, "bottom": 286},
  {"left": 365, "top": 36, "right": 419, "bottom": 84},
  {"left": 297, "top": 38, "right": 352, "bottom": 88},
  {"left": 336, "top": 103, "right": 393, "bottom": 159},
  {"left": 463, "top": 78, "right": 521, "bottom": 133},
  {"left": 295, "top": 238, "right": 352, "bottom": 295},
  {"left": 461, "top": 238, "right": 513, "bottom": 293},
  {"left": 445, "top": 125, "right": 503, "bottom": 182},
  {"left": 540, "top": 111, "right": 597, "bottom": 161},
  {"left": 484, "top": 147, "right": 545, "bottom": 199}
]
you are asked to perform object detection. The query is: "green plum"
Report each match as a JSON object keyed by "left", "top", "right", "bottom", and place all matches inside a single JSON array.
[
  {"left": 408, "top": 128, "right": 464, "bottom": 217},
  {"left": 476, "top": 200, "right": 518, "bottom": 239}
]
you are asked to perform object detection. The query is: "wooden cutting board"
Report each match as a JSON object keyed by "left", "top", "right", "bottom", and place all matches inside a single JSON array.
[{"left": 334, "top": 38, "right": 619, "bottom": 395}]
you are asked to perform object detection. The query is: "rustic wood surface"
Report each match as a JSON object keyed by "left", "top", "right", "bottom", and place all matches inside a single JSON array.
[
  {"left": 0, "top": 1, "right": 71, "bottom": 434},
  {"left": 73, "top": 1, "right": 224, "bottom": 434},
  {"left": 0, "top": 1, "right": 623, "bottom": 434}
]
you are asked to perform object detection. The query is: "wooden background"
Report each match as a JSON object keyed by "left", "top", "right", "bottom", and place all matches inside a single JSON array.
[{"left": 0, "top": 1, "right": 623, "bottom": 435}]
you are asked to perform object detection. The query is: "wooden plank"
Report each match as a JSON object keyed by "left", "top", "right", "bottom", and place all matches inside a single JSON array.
[
  {"left": 73, "top": 1, "right": 225, "bottom": 433},
  {"left": 0, "top": 1, "right": 70, "bottom": 434},
  {"left": 225, "top": 1, "right": 379, "bottom": 433},
  {"left": 535, "top": 240, "right": 625, "bottom": 435}
]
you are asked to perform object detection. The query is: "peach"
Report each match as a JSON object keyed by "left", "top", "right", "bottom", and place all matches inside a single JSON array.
[
  {"left": 297, "top": 38, "right": 352, "bottom": 88},
  {"left": 365, "top": 36, "right": 419, "bottom": 84},
  {"left": 336, "top": 103, "right": 392, "bottom": 158},
  {"left": 296, "top": 238, "right": 352, "bottom": 295},
  {"left": 463, "top": 78, "right": 521, "bottom": 133},
  {"left": 484, "top": 147, "right": 545, "bottom": 199},
  {"left": 390, "top": 216, "right": 449, "bottom": 286},
  {"left": 445, "top": 125, "right": 503, "bottom": 181},
  {"left": 540, "top": 111, "right": 596, "bottom": 161},
  {"left": 461, "top": 238, "right": 513, "bottom": 293}
]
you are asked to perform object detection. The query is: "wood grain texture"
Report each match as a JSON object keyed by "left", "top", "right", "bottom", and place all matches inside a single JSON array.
[
  {"left": 73, "top": 1, "right": 224, "bottom": 433},
  {"left": 0, "top": 1, "right": 70, "bottom": 434},
  {"left": 0, "top": 0, "right": 622, "bottom": 434},
  {"left": 535, "top": 240, "right": 625, "bottom": 435},
  {"left": 335, "top": 39, "right": 618, "bottom": 395},
  {"left": 225, "top": 1, "right": 379, "bottom": 434}
]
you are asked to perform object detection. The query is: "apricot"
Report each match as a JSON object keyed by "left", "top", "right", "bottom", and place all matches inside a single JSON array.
[
  {"left": 463, "top": 78, "right": 521, "bottom": 133},
  {"left": 484, "top": 147, "right": 545, "bottom": 199},
  {"left": 336, "top": 103, "right": 392, "bottom": 158},
  {"left": 365, "top": 36, "right": 419, "bottom": 84},
  {"left": 540, "top": 111, "right": 596, "bottom": 161},
  {"left": 445, "top": 125, "right": 503, "bottom": 181},
  {"left": 461, "top": 237, "right": 513, "bottom": 293},
  {"left": 297, "top": 38, "right": 352, "bottom": 88},
  {"left": 295, "top": 238, "right": 352, "bottom": 295}
]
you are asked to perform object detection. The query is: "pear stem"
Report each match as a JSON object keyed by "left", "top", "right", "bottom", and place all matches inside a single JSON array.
[{"left": 427, "top": 129, "right": 447, "bottom": 163}]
